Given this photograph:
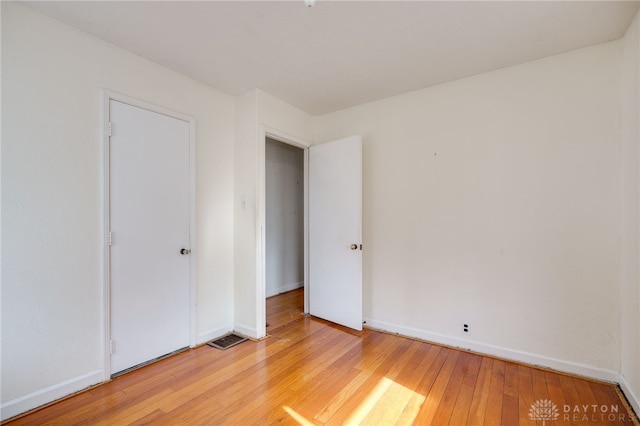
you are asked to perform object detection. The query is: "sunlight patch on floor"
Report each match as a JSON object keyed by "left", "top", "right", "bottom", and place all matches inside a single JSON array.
[
  {"left": 283, "top": 406, "right": 315, "bottom": 426},
  {"left": 343, "top": 377, "right": 425, "bottom": 425},
  {"left": 284, "top": 377, "right": 425, "bottom": 425}
]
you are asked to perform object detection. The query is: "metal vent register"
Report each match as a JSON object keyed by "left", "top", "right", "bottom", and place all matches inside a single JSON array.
[{"left": 207, "top": 333, "right": 247, "bottom": 350}]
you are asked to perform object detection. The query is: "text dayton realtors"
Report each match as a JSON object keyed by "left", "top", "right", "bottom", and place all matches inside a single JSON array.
[{"left": 562, "top": 404, "right": 635, "bottom": 423}]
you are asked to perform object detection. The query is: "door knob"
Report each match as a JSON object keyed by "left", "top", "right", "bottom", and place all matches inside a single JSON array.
[
  {"left": 350, "top": 244, "right": 358, "bottom": 250},
  {"left": 180, "top": 248, "right": 191, "bottom": 255}
]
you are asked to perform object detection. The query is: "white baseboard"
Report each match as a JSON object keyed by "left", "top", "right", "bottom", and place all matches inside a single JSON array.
[
  {"left": 0, "top": 370, "right": 104, "bottom": 422},
  {"left": 620, "top": 374, "right": 640, "bottom": 418},
  {"left": 233, "top": 323, "right": 259, "bottom": 340},
  {"left": 265, "top": 281, "right": 304, "bottom": 298},
  {"left": 363, "top": 318, "right": 620, "bottom": 384},
  {"left": 197, "top": 325, "right": 234, "bottom": 346}
]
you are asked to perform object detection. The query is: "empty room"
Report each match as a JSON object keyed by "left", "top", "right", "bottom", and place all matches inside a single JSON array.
[{"left": 2, "top": 0, "right": 639, "bottom": 424}]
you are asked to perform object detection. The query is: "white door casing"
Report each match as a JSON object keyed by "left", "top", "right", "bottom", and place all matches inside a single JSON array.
[
  {"left": 309, "top": 135, "right": 363, "bottom": 331},
  {"left": 108, "top": 99, "right": 192, "bottom": 375}
]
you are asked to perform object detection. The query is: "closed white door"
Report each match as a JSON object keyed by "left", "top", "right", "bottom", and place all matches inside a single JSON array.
[
  {"left": 309, "top": 135, "right": 362, "bottom": 331},
  {"left": 109, "top": 100, "right": 191, "bottom": 375}
]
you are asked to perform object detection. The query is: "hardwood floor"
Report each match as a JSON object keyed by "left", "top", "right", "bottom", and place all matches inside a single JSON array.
[
  {"left": 266, "top": 288, "right": 305, "bottom": 331},
  {"left": 5, "top": 289, "right": 637, "bottom": 425}
]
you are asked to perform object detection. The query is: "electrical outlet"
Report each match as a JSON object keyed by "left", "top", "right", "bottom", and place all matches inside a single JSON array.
[{"left": 463, "top": 323, "right": 469, "bottom": 333}]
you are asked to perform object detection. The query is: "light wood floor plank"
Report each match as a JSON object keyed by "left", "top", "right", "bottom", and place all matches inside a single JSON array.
[
  {"left": 392, "top": 344, "right": 445, "bottom": 425},
  {"left": 412, "top": 349, "right": 461, "bottom": 425},
  {"left": 310, "top": 332, "right": 396, "bottom": 424},
  {"left": 500, "top": 362, "right": 519, "bottom": 426},
  {"left": 558, "top": 372, "right": 584, "bottom": 426},
  {"left": 483, "top": 359, "right": 506, "bottom": 425},
  {"left": 466, "top": 356, "right": 494, "bottom": 425},
  {"left": 517, "top": 363, "right": 535, "bottom": 425},
  {"left": 431, "top": 351, "right": 474, "bottom": 425},
  {"left": 447, "top": 352, "right": 482, "bottom": 426}
]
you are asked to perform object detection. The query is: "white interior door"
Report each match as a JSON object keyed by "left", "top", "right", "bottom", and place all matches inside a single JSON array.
[
  {"left": 109, "top": 99, "right": 191, "bottom": 375},
  {"left": 309, "top": 135, "right": 362, "bottom": 331}
]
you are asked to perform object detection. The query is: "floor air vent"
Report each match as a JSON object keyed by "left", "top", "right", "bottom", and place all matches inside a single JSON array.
[{"left": 207, "top": 333, "right": 248, "bottom": 350}]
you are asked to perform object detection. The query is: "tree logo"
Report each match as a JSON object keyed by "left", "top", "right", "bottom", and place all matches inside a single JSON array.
[{"left": 529, "top": 399, "right": 559, "bottom": 425}]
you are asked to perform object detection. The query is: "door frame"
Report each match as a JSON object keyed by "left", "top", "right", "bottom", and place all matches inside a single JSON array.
[
  {"left": 101, "top": 90, "right": 197, "bottom": 380},
  {"left": 257, "top": 126, "right": 311, "bottom": 337}
]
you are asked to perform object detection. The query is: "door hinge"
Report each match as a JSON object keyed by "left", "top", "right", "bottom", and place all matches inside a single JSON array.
[
  {"left": 108, "top": 231, "right": 113, "bottom": 246},
  {"left": 108, "top": 122, "right": 112, "bottom": 137},
  {"left": 109, "top": 340, "right": 114, "bottom": 355}
]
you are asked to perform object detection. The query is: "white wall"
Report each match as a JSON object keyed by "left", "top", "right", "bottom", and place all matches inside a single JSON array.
[
  {"left": 265, "top": 139, "right": 304, "bottom": 297},
  {"left": 620, "top": 9, "right": 640, "bottom": 414},
  {"left": 314, "top": 42, "right": 623, "bottom": 380},
  {"left": 233, "top": 89, "right": 312, "bottom": 338},
  {"left": 1, "top": 3, "right": 235, "bottom": 420},
  {"left": 232, "top": 90, "right": 260, "bottom": 338}
]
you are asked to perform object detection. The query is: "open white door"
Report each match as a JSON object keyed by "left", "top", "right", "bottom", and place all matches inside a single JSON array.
[{"left": 309, "top": 135, "right": 362, "bottom": 331}]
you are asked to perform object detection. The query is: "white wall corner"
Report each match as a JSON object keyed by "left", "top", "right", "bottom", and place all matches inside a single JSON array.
[
  {"left": 363, "top": 318, "right": 621, "bottom": 384},
  {"left": 197, "top": 325, "right": 234, "bottom": 346},
  {"left": 0, "top": 370, "right": 104, "bottom": 422},
  {"left": 282, "top": 281, "right": 305, "bottom": 293},
  {"left": 233, "top": 323, "right": 260, "bottom": 340},
  {"left": 619, "top": 373, "right": 640, "bottom": 420},
  {"left": 265, "top": 282, "right": 304, "bottom": 298}
]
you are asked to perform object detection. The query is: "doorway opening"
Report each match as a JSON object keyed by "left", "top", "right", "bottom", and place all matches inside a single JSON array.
[{"left": 265, "top": 138, "right": 305, "bottom": 330}]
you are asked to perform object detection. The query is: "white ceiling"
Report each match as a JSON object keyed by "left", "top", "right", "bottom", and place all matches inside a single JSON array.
[{"left": 23, "top": 1, "right": 640, "bottom": 115}]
